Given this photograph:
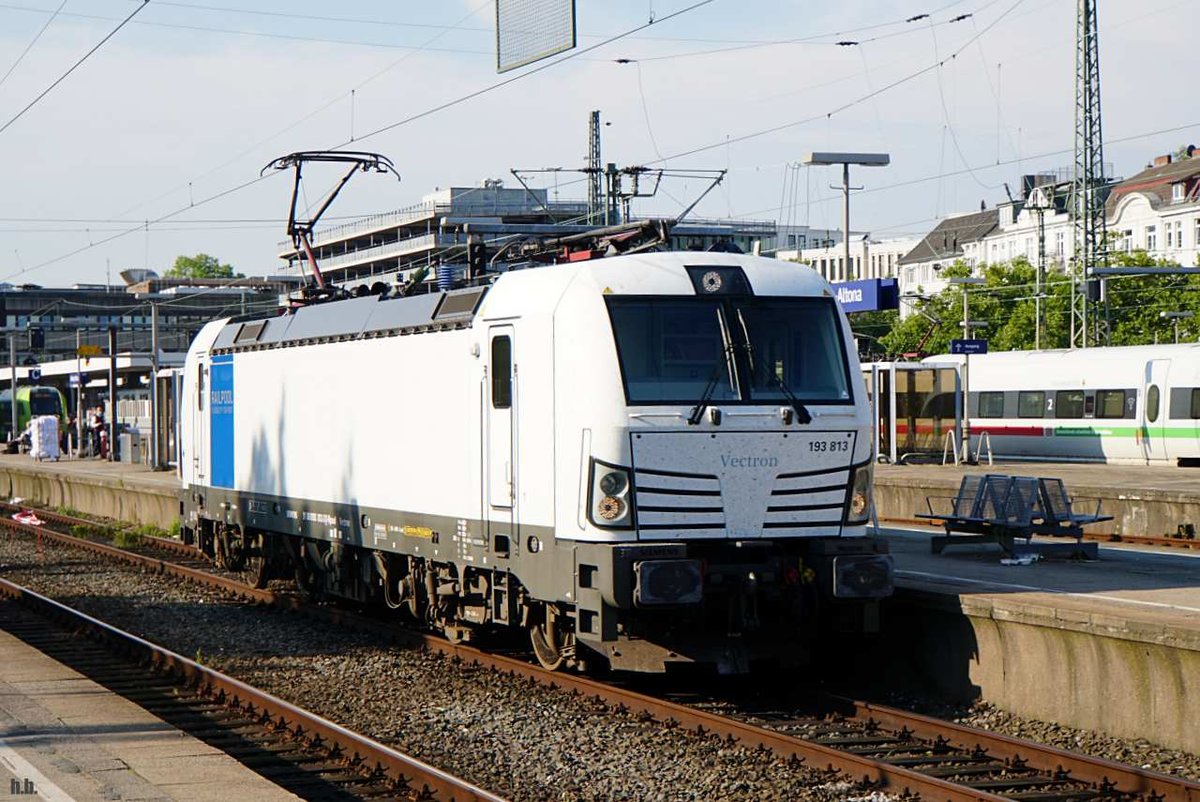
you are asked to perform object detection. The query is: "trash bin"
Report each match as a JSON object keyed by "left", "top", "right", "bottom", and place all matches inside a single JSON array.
[{"left": 119, "top": 431, "right": 142, "bottom": 464}]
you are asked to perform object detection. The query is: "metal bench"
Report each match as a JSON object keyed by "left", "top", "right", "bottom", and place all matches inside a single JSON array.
[{"left": 918, "top": 474, "right": 1102, "bottom": 559}]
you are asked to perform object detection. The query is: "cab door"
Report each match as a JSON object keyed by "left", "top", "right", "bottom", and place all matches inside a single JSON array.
[
  {"left": 1142, "top": 359, "right": 1168, "bottom": 462},
  {"left": 192, "top": 357, "right": 209, "bottom": 483},
  {"left": 486, "top": 327, "right": 516, "bottom": 541}
]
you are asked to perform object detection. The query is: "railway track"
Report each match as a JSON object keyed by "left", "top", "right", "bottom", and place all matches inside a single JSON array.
[{"left": 1, "top": 505, "right": 1196, "bottom": 802}]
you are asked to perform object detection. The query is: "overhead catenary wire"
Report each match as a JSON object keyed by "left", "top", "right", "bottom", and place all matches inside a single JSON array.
[
  {"left": 0, "top": 0, "right": 149, "bottom": 139},
  {"left": 0, "top": 0, "right": 69, "bottom": 91}
]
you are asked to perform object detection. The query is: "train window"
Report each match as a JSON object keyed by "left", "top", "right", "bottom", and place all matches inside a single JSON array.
[
  {"left": 1146, "top": 385, "right": 1161, "bottom": 423},
  {"left": 197, "top": 364, "right": 205, "bottom": 411},
  {"left": 1054, "top": 390, "right": 1084, "bottom": 419},
  {"left": 1096, "top": 390, "right": 1125, "bottom": 419},
  {"left": 491, "top": 336, "right": 512, "bottom": 409},
  {"left": 1017, "top": 391, "right": 1045, "bottom": 418},
  {"left": 1168, "top": 388, "right": 1200, "bottom": 419},
  {"left": 977, "top": 392, "right": 1005, "bottom": 418}
]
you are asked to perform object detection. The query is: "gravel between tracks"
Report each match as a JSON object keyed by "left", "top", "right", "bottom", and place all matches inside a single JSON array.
[{"left": 0, "top": 536, "right": 881, "bottom": 802}]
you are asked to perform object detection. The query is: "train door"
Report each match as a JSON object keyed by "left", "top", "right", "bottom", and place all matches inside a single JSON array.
[
  {"left": 486, "top": 327, "right": 516, "bottom": 541},
  {"left": 1142, "top": 359, "right": 1169, "bottom": 462},
  {"left": 193, "top": 357, "right": 209, "bottom": 483}
]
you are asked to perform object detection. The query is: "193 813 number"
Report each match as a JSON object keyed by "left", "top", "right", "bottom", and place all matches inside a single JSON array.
[{"left": 808, "top": 440, "right": 849, "bottom": 452}]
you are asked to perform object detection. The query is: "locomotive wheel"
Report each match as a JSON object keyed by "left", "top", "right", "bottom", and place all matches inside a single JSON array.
[
  {"left": 243, "top": 532, "right": 269, "bottom": 589},
  {"left": 530, "top": 605, "right": 575, "bottom": 671},
  {"left": 216, "top": 525, "right": 249, "bottom": 572}
]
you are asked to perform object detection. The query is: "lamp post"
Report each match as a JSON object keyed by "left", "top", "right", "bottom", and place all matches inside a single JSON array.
[
  {"left": 802, "top": 152, "right": 890, "bottom": 282},
  {"left": 950, "top": 277, "right": 985, "bottom": 462},
  {"left": 1160, "top": 310, "right": 1194, "bottom": 344}
]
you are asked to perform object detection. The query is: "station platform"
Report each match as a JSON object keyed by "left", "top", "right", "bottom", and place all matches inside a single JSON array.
[
  {"left": 880, "top": 525, "right": 1200, "bottom": 754},
  {"left": 875, "top": 460, "right": 1200, "bottom": 539},
  {"left": 0, "top": 607, "right": 299, "bottom": 802},
  {"left": 0, "top": 453, "right": 178, "bottom": 528}
]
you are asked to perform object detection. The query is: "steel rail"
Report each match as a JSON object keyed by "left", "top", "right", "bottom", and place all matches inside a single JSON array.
[
  {"left": 6, "top": 510, "right": 1200, "bottom": 801},
  {"left": 832, "top": 697, "right": 1200, "bottom": 802},
  {"left": 0, "top": 577, "right": 505, "bottom": 802}
]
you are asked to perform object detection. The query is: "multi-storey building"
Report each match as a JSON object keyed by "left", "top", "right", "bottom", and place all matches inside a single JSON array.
[
  {"left": 278, "top": 181, "right": 781, "bottom": 286},
  {"left": 784, "top": 234, "right": 921, "bottom": 284}
]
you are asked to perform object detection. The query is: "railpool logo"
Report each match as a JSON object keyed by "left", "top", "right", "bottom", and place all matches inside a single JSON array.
[
  {"left": 835, "top": 286, "right": 864, "bottom": 304},
  {"left": 720, "top": 455, "right": 779, "bottom": 468}
]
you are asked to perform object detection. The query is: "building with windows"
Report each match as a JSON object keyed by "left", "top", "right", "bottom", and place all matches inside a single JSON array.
[
  {"left": 784, "top": 234, "right": 920, "bottom": 284},
  {"left": 896, "top": 209, "right": 999, "bottom": 299},
  {"left": 0, "top": 274, "right": 297, "bottom": 359},
  {"left": 1106, "top": 149, "right": 1200, "bottom": 266},
  {"left": 278, "top": 180, "right": 783, "bottom": 287},
  {"left": 908, "top": 149, "right": 1200, "bottom": 292}
]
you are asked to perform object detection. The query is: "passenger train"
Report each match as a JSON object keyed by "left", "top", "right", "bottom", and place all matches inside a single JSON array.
[
  {"left": 179, "top": 252, "right": 893, "bottom": 674},
  {"left": 925, "top": 344, "right": 1200, "bottom": 465}
]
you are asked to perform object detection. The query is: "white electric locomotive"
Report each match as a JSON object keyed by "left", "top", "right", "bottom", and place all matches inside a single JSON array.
[
  {"left": 926, "top": 344, "right": 1200, "bottom": 464},
  {"left": 179, "top": 252, "right": 892, "bottom": 674}
]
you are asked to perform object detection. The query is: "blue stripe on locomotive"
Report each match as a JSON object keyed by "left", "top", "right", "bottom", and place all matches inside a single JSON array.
[{"left": 210, "top": 354, "right": 235, "bottom": 489}]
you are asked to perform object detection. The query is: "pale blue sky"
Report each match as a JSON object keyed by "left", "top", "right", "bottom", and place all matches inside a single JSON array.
[{"left": 0, "top": 0, "right": 1193, "bottom": 284}]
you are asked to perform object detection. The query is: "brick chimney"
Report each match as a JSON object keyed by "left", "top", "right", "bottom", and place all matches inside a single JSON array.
[{"left": 1153, "top": 154, "right": 1173, "bottom": 167}]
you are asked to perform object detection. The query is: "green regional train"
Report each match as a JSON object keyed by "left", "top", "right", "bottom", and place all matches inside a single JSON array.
[{"left": 0, "top": 386, "right": 69, "bottom": 442}]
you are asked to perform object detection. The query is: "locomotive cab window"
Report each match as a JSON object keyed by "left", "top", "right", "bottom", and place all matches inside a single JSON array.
[
  {"left": 1017, "top": 391, "right": 1046, "bottom": 418},
  {"left": 491, "top": 336, "right": 512, "bottom": 409},
  {"left": 1096, "top": 390, "right": 1126, "bottom": 419},
  {"left": 977, "top": 391, "right": 1005, "bottom": 418},
  {"left": 197, "top": 364, "right": 205, "bottom": 411},
  {"left": 605, "top": 296, "right": 851, "bottom": 405},
  {"left": 1055, "top": 390, "right": 1084, "bottom": 419}
]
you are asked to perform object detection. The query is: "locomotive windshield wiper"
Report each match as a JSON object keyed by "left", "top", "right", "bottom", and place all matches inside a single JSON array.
[
  {"left": 734, "top": 309, "right": 812, "bottom": 425},
  {"left": 687, "top": 308, "right": 739, "bottom": 425}
]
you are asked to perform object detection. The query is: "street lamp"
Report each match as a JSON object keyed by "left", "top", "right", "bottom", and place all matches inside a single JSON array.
[
  {"left": 950, "top": 277, "right": 985, "bottom": 463},
  {"left": 803, "top": 152, "right": 890, "bottom": 282},
  {"left": 1160, "top": 310, "right": 1194, "bottom": 344}
]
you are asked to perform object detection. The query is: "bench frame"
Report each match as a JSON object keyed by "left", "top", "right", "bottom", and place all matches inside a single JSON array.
[{"left": 916, "top": 474, "right": 1110, "bottom": 559}]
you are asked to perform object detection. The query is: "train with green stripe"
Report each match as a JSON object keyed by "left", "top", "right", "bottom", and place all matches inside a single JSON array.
[{"left": 925, "top": 344, "right": 1200, "bottom": 465}]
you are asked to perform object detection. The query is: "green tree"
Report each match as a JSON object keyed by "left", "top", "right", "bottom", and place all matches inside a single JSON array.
[
  {"left": 165, "top": 253, "right": 243, "bottom": 279},
  {"left": 869, "top": 251, "right": 1200, "bottom": 357}
]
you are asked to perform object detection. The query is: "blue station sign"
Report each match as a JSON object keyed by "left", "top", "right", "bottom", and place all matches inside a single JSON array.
[
  {"left": 831, "top": 278, "right": 899, "bottom": 313},
  {"left": 951, "top": 338, "right": 989, "bottom": 355}
]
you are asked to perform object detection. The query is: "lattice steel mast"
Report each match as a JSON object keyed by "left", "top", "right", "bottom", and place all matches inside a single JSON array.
[
  {"left": 1070, "top": 0, "right": 1107, "bottom": 348},
  {"left": 587, "top": 110, "right": 603, "bottom": 225}
]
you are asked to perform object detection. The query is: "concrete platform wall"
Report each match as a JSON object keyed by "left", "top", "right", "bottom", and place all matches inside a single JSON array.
[
  {"left": 872, "top": 590, "right": 1200, "bottom": 754},
  {"left": 0, "top": 464, "right": 177, "bottom": 529}
]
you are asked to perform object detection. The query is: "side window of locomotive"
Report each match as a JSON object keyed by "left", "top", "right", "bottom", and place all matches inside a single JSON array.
[
  {"left": 1017, "top": 391, "right": 1046, "bottom": 418},
  {"left": 977, "top": 391, "right": 1005, "bottom": 418},
  {"left": 1095, "top": 390, "right": 1125, "bottom": 419},
  {"left": 1054, "top": 390, "right": 1084, "bottom": 419},
  {"left": 491, "top": 336, "right": 512, "bottom": 409},
  {"left": 1146, "top": 385, "right": 1160, "bottom": 423},
  {"left": 197, "top": 364, "right": 205, "bottom": 411}
]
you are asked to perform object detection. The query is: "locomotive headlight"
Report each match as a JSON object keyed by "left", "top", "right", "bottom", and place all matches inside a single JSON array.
[
  {"left": 844, "top": 464, "right": 873, "bottom": 525},
  {"left": 589, "top": 460, "right": 634, "bottom": 528},
  {"left": 598, "top": 495, "right": 626, "bottom": 521},
  {"left": 599, "top": 470, "right": 628, "bottom": 496}
]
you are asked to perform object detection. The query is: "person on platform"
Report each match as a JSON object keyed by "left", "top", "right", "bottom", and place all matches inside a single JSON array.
[{"left": 89, "top": 406, "right": 105, "bottom": 458}]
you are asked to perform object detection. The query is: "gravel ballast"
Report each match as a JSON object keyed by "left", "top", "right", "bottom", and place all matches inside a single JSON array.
[
  {"left": 0, "top": 537, "right": 876, "bottom": 802},
  {"left": 2, "top": 533, "right": 1197, "bottom": 797}
]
